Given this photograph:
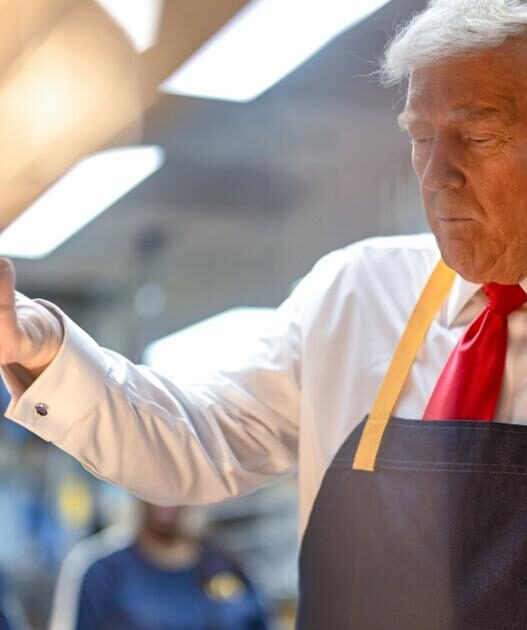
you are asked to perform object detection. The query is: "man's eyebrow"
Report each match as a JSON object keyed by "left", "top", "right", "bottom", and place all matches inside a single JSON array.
[
  {"left": 448, "top": 105, "right": 516, "bottom": 124},
  {"left": 397, "top": 102, "right": 518, "bottom": 130},
  {"left": 397, "top": 110, "right": 420, "bottom": 129}
]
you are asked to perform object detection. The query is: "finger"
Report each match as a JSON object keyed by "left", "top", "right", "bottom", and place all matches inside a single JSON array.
[
  {"left": 0, "top": 258, "right": 18, "bottom": 347},
  {"left": 0, "top": 258, "right": 15, "bottom": 309},
  {"left": 0, "top": 260, "right": 20, "bottom": 362}
]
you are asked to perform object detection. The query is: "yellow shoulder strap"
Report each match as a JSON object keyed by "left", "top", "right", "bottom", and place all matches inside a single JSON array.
[{"left": 352, "top": 258, "right": 456, "bottom": 471}]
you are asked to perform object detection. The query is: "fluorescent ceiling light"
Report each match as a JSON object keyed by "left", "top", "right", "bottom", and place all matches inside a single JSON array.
[
  {"left": 161, "top": 0, "right": 392, "bottom": 102},
  {"left": 143, "top": 308, "right": 274, "bottom": 381},
  {"left": 95, "top": 0, "right": 163, "bottom": 52},
  {"left": 0, "top": 146, "right": 164, "bottom": 259}
]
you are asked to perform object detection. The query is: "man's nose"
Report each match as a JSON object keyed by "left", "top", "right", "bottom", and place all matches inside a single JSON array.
[{"left": 420, "top": 139, "right": 465, "bottom": 191}]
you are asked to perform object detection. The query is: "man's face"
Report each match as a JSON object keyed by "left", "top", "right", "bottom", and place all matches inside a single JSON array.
[
  {"left": 401, "top": 40, "right": 527, "bottom": 284},
  {"left": 142, "top": 502, "right": 182, "bottom": 539}
]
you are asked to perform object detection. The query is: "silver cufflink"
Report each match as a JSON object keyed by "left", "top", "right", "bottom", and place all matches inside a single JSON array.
[{"left": 35, "top": 403, "right": 48, "bottom": 417}]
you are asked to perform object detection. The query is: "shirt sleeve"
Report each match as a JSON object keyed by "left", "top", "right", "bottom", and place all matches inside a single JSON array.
[
  {"left": 1, "top": 289, "right": 304, "bottom": 506},
  {"left": 74, "top": 561, "right": 114, "bottom": 630}
]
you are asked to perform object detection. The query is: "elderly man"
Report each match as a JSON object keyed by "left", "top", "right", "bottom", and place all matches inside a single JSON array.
[{"left": 0, "top": 0, "right": 525, "bottom": 628}]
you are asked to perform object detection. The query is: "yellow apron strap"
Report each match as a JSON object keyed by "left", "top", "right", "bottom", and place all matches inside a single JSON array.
[{"left": 352, "top": 259, "right": 456, "bottom": 472}]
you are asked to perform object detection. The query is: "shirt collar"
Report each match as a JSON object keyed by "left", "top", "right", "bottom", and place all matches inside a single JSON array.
[
  {"left": 445, "top": 274, "right": 482, "bottom": 328},
  {"left": 446, "top": 274, "right": 527, "bottom": 327}
]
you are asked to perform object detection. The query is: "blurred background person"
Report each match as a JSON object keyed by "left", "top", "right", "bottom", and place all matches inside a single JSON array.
[
  {"left": 49, "top": 501, "right": 272, "bottom": 630},
  {"left": 0, "top": 572, "right": 29, "bottom": 630}
]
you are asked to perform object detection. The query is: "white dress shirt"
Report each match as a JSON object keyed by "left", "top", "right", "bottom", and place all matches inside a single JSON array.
[{"left": 5, "top": 233, "right": 527, "bottom": 538}]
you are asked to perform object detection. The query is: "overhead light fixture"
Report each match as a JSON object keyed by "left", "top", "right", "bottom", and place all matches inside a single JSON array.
[
  {"left": 0, "top": 0, "right": 143, "bottom": 217},
  {"left": 0, "top": 146, "right": 164, "bottom": 259},
  {"left": 94, "top": 0, "right": 164, "bottom": 53},
  {"left": 161, "top": 0, "right": 392, "bottom": 102},
  {"left": 143, "top": 308, "right": 274, "bottom": 381}
]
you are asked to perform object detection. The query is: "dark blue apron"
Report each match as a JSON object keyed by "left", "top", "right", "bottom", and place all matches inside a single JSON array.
[{"left": 296, "top": 260, "right": 527, "bottom": 629}]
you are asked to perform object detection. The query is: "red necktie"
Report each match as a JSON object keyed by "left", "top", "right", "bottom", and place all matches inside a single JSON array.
[{"left": 423, "top": 282, "right": 527, "bottom": 421}]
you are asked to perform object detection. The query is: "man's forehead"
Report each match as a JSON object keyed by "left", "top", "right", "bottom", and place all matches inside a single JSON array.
[
  {"left": 401, "top": 48, "right": 525, "bottom": 126},
  {"left": 400, "top": 66, "right": 520, "bottom": 128}
]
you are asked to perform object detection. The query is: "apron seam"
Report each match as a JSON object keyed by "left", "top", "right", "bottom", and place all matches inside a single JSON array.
[
  {"left": 333, "top": 459, "right": 527, "bottom": 470},
  {"left": 377, "top": 464, "right": 527, "bottom": 474},
  {"left": 379, "top": 459, "right": 527, "bottom": 469},
  {"left": 393, "top": 421, "right": 527, "bottom": 435}
]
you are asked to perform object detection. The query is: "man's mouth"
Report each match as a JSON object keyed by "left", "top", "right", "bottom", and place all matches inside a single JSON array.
[{"left": 436, "top": 214, "right": 477, "bottom": 223}]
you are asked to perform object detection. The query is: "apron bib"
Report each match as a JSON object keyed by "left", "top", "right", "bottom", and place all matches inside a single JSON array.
[{"left": 297, "top": 260, "right": 527, "bottom": 630}]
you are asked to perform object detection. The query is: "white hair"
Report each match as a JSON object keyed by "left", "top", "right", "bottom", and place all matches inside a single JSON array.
[{"left": 382, "top": 0, "right": 527, "bottom": 86}]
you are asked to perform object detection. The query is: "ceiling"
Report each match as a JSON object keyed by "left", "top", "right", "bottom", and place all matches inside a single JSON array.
[{"left": 9, "top": 0, "right": 428, "bottom": 357}]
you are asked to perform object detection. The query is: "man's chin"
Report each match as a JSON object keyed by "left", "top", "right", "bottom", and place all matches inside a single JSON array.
[
  {"left": 440, "top": 247, "right": 524, "bottom": 284},
  {"left": 437, "top": 239, "right": 489, "bottom": 283}
]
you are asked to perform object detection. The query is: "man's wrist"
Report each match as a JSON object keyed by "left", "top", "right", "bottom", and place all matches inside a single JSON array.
[
  {"left": 4, "top": 362, "right": 40, "bottom": 394},
  {"left": 1, "top": 301, "right": 65, "bottom": 398},
  {"left": 17, "top": 301, "right": 64, "bottom": 378},
  {"left": 18, "top": 338, "right": 62, "bottom": 379},
  {"left": 23, "top": 361, "right": 53, "bottom": 379}
]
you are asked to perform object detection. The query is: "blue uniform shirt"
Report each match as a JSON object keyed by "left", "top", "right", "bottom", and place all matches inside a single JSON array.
[
  {"left": 76, "top": 544, "right": 271, "bottom": 630},
  {"left": 0, "top": 611, "right": 11, "bottom": 630}
]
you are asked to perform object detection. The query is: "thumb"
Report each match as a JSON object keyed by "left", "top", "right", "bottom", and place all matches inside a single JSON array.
[
  {"left": 0, "top": 257, "right": 18, "bottom": 343},
  {"left": 0, "top": 258, "right": 16, "bottom": 312},
  {"left": 0, "top": 258, "right": 23, "bottom": 365}
]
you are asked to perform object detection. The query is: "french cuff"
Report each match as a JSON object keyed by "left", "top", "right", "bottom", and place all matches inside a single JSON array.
[{"left": 2, "top": 300, "right": 109, "bottom": 444}]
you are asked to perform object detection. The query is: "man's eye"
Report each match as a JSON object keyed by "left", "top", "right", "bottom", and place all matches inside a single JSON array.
[{"left": 464, "top": 135, "right": 500, "bottom": 147}]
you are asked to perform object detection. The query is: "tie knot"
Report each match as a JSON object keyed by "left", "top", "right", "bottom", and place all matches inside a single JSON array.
[{"left": 483, "top": 282, "right": 527, "bottom": 315}]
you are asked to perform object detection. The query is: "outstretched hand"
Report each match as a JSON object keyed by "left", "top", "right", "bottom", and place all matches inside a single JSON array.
[{"left": 0, "top": 258, "right": 63, "bottom": 377}]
